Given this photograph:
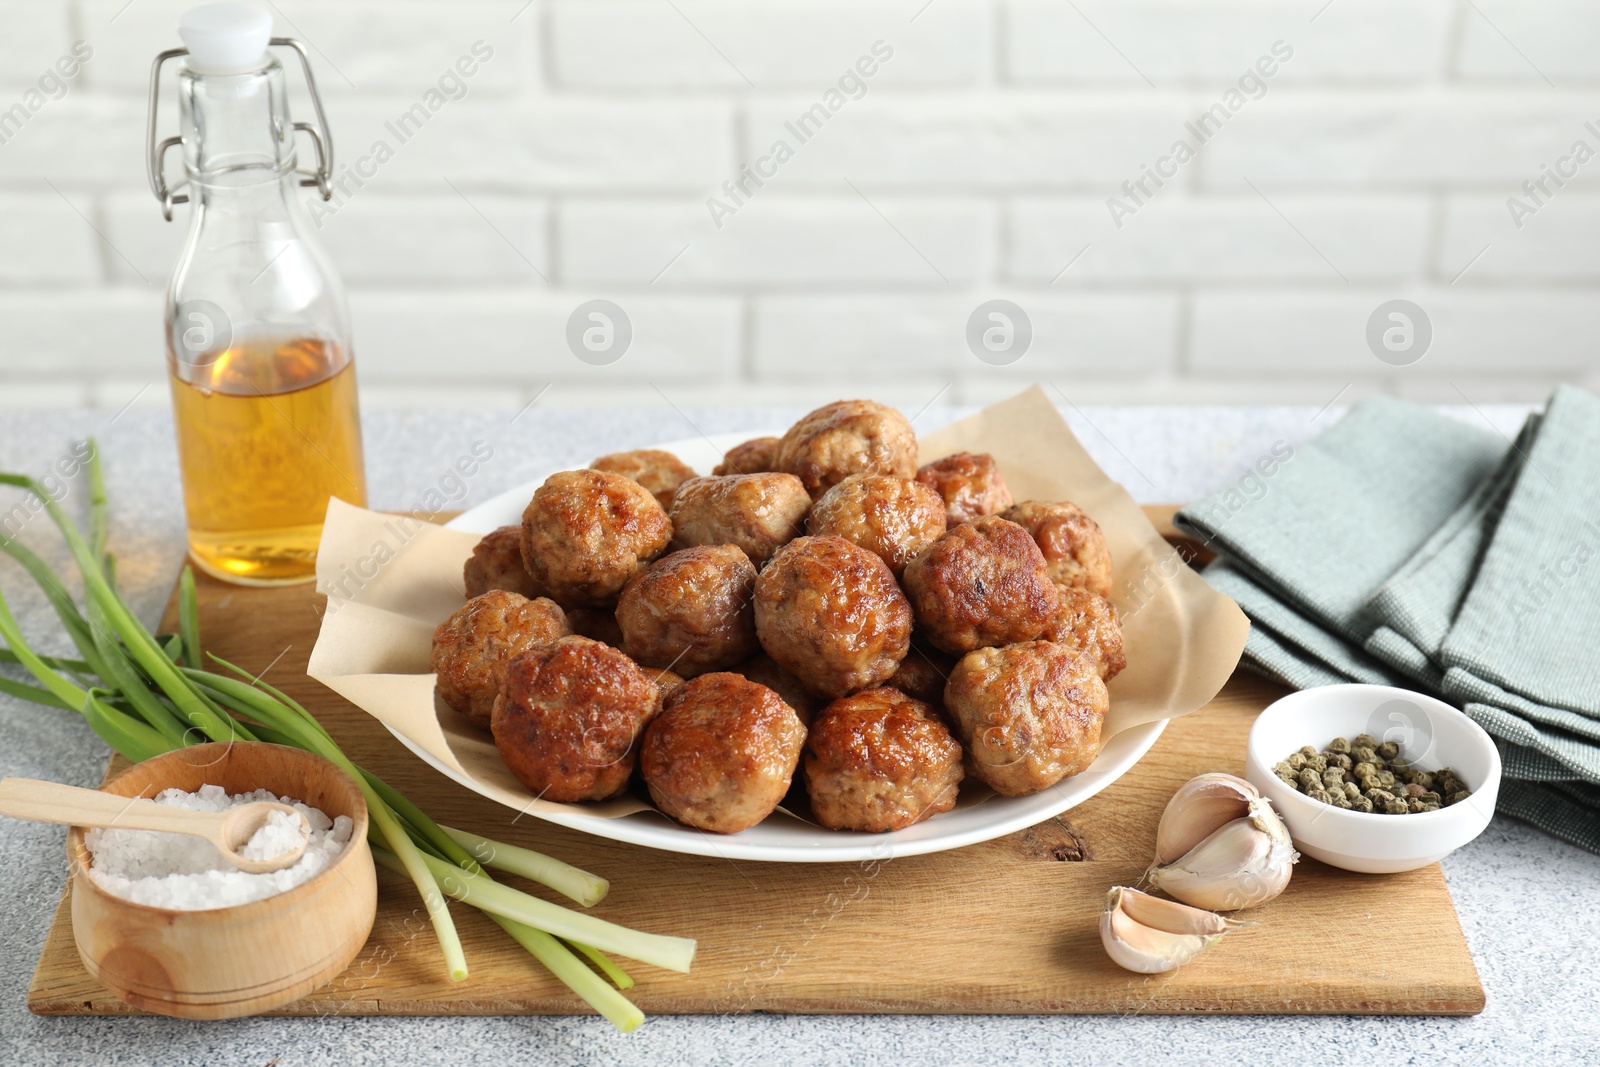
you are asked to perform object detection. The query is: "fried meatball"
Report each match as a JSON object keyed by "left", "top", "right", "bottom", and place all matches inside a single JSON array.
[
  {"left": 804, "top": 688, "right": 964, "bottom": 832},
  {"left": 883, "top": 643, "right": 958, "bottom": 710},
  {"left": 916, "top": 452, "right": 1014, "bottom": 529},
  {"left": 616, "top": 545, "right": 759, "bottom": 677},
  {"left": 590, "top": 449, "right": 697, "bottom": 511},
  {"left": 463, "top": 525, "right": 544, "bottom": 600},
  {"left": 713, "top": 436, "right": 781, "bottom": 476},
  {"left": 945, "top": 641, "right": 1109, "bottom": 797},
  {"left": 754, "top": 535, "right": 912, "bottom": 698},
  {"left": 565, "top": 606, "right": 625, "bottom": 649},
  {"left": 641, "top": 673, "right": 807, "bottom": 833},
  {"left": 431, "top": 591, "right": 570, "bottom": 730},
  {"left": 1039, "top": 584, "right": 1126, "bottom": 681},
  {"left": 1001, "top": 500, "right": 1113, "bottom": 598},
  {"left": 520, "top": 469, "right": 673, "bottom": 609},
  {"left": 774, "top": 399, "right": 918, "bottom": 499},
  {"left": 491, "top": 636, "right": 660, "bottom": 802},
  {"left": 646, "top": 667, "right": 685, "bottom": 699},
  {"left": 806, "top": 473, "right": 946, "bottom": 577},
  {"left": 902, "top": 516, "right": 1059, "bottom": 655},
  {"left": 728, "top": 653, "right": 822, "bottom": 726},
  {"left": 668, "top": 473, "right": 811, "bottom": 568}
]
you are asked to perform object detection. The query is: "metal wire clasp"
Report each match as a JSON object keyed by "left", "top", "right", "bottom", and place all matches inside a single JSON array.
[{"left": 146, "top": 37, "right": 336, "bottom": 221}]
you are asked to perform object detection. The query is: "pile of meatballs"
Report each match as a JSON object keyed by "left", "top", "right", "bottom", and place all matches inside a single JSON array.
[{"left": 430, "top": 400, "right": 1126, "bottom": 836}]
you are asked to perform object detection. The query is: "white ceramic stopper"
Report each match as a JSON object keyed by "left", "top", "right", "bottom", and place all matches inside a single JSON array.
[{"left": 178, "top": 2, "right": 273, "bottom": 75}]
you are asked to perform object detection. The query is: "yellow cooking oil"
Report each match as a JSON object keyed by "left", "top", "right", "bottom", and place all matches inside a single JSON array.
[{"left": 168, "top": 337, "right": 366, "bottom": 586}]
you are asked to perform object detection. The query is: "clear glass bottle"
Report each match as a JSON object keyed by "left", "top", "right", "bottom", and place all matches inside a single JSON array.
[{"left": 150, "top": 3, "right": 366, "bottom": 586}]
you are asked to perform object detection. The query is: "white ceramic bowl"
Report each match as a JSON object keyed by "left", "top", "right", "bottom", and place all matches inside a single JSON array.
[{"left": 1244, "top": 684, "right": 1501, "bottom": 874}]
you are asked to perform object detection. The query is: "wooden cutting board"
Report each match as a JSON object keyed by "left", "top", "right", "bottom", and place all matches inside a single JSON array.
[{"left": 26, "top": 508, "right": 1484, "bottom": 1017}]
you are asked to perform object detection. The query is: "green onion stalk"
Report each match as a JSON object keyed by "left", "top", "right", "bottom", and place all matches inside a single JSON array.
[{"left": 0, "top": 445, "right": 693, "bottom": 1032}]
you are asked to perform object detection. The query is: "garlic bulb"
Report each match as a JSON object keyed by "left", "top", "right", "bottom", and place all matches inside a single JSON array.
[
  {"left": 1100, "top": 886, "right": 1241, "bottom": 973},
  {"left": 1148, "top": 772, "right": 1297, "bottom": 911}
]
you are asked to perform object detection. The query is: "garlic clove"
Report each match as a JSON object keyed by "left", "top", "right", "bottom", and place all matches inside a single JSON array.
[
  {"left": 1100, "top": 886, "right": 1241, "bottom": 974},
  {"left": 1148, "top": 798, "right": 1298, "bottom": 912},
  {"left": 1154, "top": 772, "right": 1259, "bottom": 865}
]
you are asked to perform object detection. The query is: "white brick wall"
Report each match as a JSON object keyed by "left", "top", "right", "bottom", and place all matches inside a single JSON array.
[{"left": 0, "top": 0, "right": 1595, "bottom": 410}]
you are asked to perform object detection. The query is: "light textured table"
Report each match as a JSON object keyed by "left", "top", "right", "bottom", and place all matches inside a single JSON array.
[{"left": 2, "top": 403, "right": 1595, "bottom": 1067}]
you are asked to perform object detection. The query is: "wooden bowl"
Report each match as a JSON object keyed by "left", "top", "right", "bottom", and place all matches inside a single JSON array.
[{"left": 66, "top": 742, "right": 377, "bottom": 1019}]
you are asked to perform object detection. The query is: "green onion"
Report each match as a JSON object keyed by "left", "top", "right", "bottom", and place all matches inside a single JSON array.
[
  {"left": 409, "top": 849, "right": 695, "bottom": 974},
  {"left": 568, "top": 939, "right": 636, "bottom": 990},
  {"left": 0, "top": 444, "right": 693, "bottom": 1029},
  {"left": 441, "top": 825, "right": 609, "bottom": 907},
  {"left": 178, "top": 567, "right": 201, "bottom": 669}
]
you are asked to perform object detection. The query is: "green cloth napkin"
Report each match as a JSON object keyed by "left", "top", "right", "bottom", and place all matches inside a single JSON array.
[{"left": 1177, "top": 387, "right": 1600, "bottom": 854}]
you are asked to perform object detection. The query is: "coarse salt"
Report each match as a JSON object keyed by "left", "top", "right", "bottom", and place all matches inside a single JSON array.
[{"left": 85, "top": 784, "right": 352, "bottom": 911}]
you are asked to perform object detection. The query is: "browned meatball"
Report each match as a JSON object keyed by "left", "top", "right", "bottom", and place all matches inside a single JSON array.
[
  {"left": 728, "top": 653, "right": 823, "bottom": 726},
  {"left": 463, "top": 525, "right": 544, "bottom": 599},
  {"left": 520, "top": 469, "right": 673, "bottom": 609},
  {"left": 590, "top": 449, "right": 697, "bottom": 511},
  {"left": 754, "top": 535, "right": 912, "bottom": 698},
  {"left": 916, "top": 452, "right": 1014, "bottom": 529},
  {"left": 774, "top": 399, "right": 918, "bottom": 499},
  {"left": 806, "top": 473, "right": 946, "bottom": 577},
  {"left": 491, "top": 636, "right": 661, "bottom": 802},
  {"left": 565, "top": 606, "right": 625, "bottom": 649},
  {"left": 1039, "top": 584, "right": 1126, "bottom": 681},
  {"left": 668, "top": 473, "right": 811, "bottom": 567},
  {"left": 646, "top": 667, "right": 685, "bottom": 699},
  {"left": 901, "top": 516, "right": 1059, "bottom": 655},
  {"left": 616, "top": 545, "right": 759, "bottom": 677},
  {"left": 804, "top": 688, "right": 964, "bottom": 832},
  {"left": 713, "top": 436, "right": 780, "bottom": 476},
  {"left": 883, "top": 643, "right": 958, "bottom": 710},
  {"left": 431, "top": 591, "right": 570, "bottom": 729},
  {"left": 641, "top": 673, "right": 807, "bottom": 833},
  {"left": 1001, "top": 500, "right": 1113, "bottom": 598},
  {"left": 945, "top": 641, "right": 1108, "bottom": 797}
]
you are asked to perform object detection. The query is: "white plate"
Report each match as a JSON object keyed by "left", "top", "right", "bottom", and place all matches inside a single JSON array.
[{"left": 404, "top": 431, "right": 1168, "bottom": 863}]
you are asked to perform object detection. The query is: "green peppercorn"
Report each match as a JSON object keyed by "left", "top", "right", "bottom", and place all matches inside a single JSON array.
[
  {"left": 1403, "top": 770, "right": 1435, "bottom": 791},
  {"left": 1281, "top": 738, "right": 1470, "bottom": 815}
]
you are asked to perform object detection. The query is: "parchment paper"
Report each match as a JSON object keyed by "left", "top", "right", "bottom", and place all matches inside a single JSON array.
[{"left": 306, "top": 386, "right": 1250, "bottom": 824}]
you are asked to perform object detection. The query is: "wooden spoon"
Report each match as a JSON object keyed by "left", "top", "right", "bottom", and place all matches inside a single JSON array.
[{"left": 0, "top": 777, "right": 310, "bottom": 873}]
